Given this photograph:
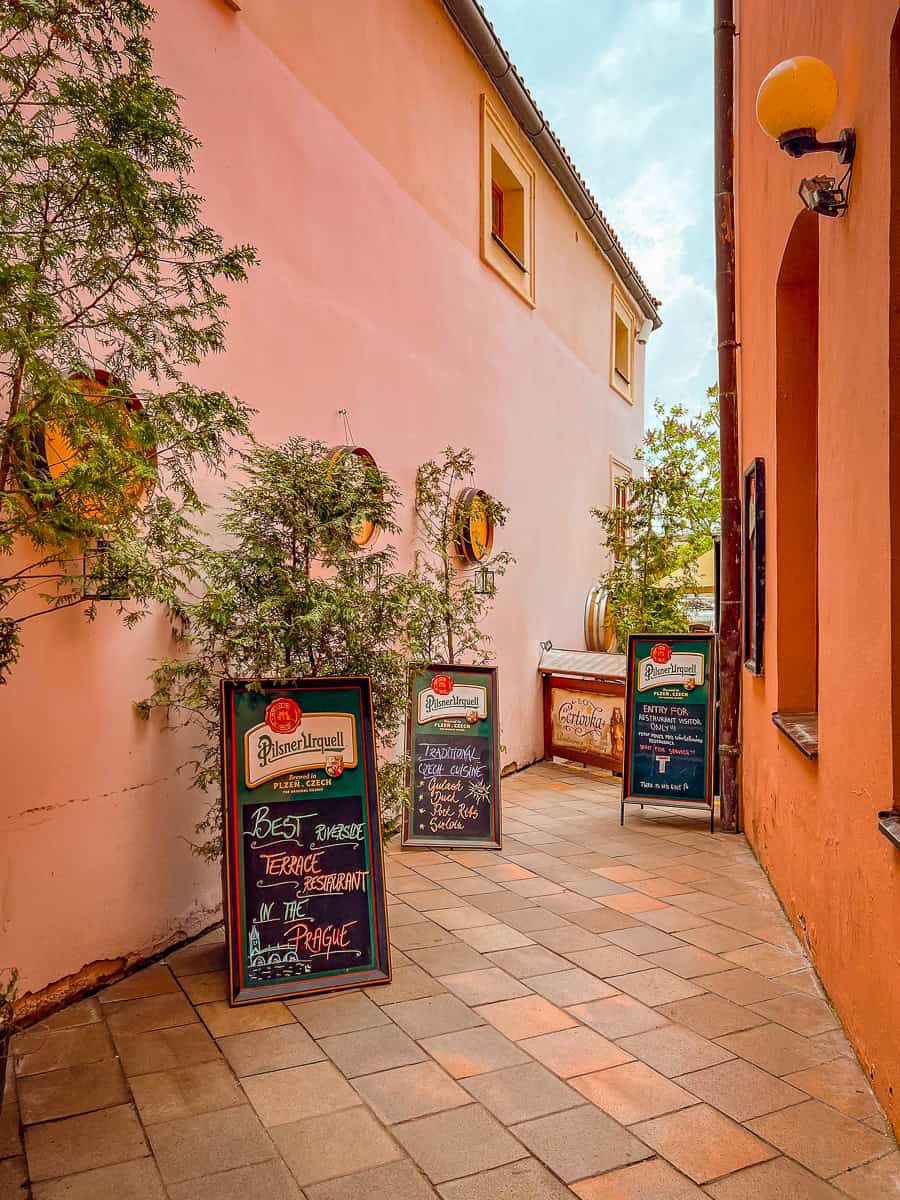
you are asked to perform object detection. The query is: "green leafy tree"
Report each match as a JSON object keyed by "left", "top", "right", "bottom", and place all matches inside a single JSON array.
[
  {"left": 0, "top": 0, "right": 256, "bottom": 680},
  {"left": 140, "top": 439, "right": 416, "bottom": 857},
  {"left": 408, "top": 447, "right": 513, "bottom": 665},
  {"left": 594, "top": 390, "right": 720, "bottom": 640}
]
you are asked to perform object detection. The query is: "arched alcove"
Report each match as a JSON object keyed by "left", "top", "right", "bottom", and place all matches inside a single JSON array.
[{"left": 775, "top": 210, "right": 819, "bottom": 713}]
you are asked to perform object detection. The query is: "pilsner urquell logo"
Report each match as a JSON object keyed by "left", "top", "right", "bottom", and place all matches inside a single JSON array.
[
  {"left": 637, "top": 647, "right": 705, "bottom": 692},
  {"left": 418, "top": 680, "right": 488, "bottom": 724},
  {"left": 244, "top": 702, "right": 358, "bottom": 788}
]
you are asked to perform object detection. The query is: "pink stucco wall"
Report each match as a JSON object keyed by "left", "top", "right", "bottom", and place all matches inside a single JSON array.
[{"left": 0, "top": 0, "right": 648, "bottom": 999}]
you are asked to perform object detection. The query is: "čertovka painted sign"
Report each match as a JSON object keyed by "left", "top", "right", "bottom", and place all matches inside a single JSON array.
[{"left": 221, "top": 677, "right": 391, "bottom": 1004}]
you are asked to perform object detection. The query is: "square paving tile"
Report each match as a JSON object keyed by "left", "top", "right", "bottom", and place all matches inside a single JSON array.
[
  {"left": 722, "top": 943, "right": 804, "bottom": 976},
  {"left": 833, "top": 1151, "right": 900, "bottom": 1199},
  {"left": 784, "top": 1058, "right": 881, "bottom": 1121},
  {"left": 366, "top": 964, "right": 446, "bottom": 1005},
  {"left": 30, "top": 1158, "right": 167, "bottom": 1200},
  {"left": 640, "top": 909, "right": 710, "bottom": 933},
  {"left": 675, "top": 1058, "right": 806, "bottom": 1121},
  {"left": 657, "top": 994, "right": 768, "bottom": 1038},
  {"left": 704, "top": 1155, "right": 845, "bottom": 1198},
  {"left": 318, "top": 1023, "right": 427, "bottom": 1077},
  {"left": 130, "top": 1059, "right": 245, "bottom": 1124},
  {"left": 179, "top": 971, "right": 229, "bottom": 1005},
  {"left": 717, "top": 1024, "right": 832, "bottom": 1075},
  {"left": 405, "top": 890, "right": 466, "bottom": 912},
  {"left": 675, "top": 925, "right": 761, "bottom": 954},
  {"left": 475, "top": 995, "right": 577, "bottom": 1041},
  {"left": 592, "top": 866, "right": 655, "bottom": 883},
  {"left": 618, "top": 1025, "right": 733, "bottom": 1077},
  {"left": 437, "top": 1157, "right": 573, "bottom": 1199},
  {"left": 99, "top": 964, "right": 180, "bottom": 1004},
  {"left": 570, "top": 1157, "right": 706, "bottom": 1198},
  {"left": 530, "top": 926, "right": 608, "bottom": 953},
  {"left": 633, "top": 1103, "right": 776, "bottom": 1184},
  {"left": 512, "top": 1103, "right": 652, "bottom": 1183},
  {"left": 456, "top": 925, "right": 534, "bottom": 952},
  {"left": 750, "top": 993, "right": 839, "bottom": 1036},
  {"left": 272, "top": 1105, "right": 402, "bottom": 1187},
  {"left": 523, "top": 968, "right": 617, "bottom": 1006},
  {"left": 461, "top": 1061, "right": 584, "bottom": 1123},
  {"left": 519, "top": 1026, "right": 632, "bottom": 1077},
  {"left": 603, "top": 927, "right": 684, "bottom": 954},
  {"left": 167, "top": 1159, "right": 303, "bottom": 1200},
  {"left": 440, "top": 968, "right": 531, "bottom": 1006},
  {"left": 572, "top": 1061, "right": 696, "bottom": 1124},
  {"left": 392, "top": 922, "right": 459, "bottom": 951},
  {"left": 466, "top": 892, "right": 536, "bottom": 915},
  {"left": 393, "top": 1104, "right": 527, "bottom": 1184},
  {"left": 217, "top": 1022, "right": 324, "bottom": 1076},
  {"left": 306, "top": 1159, "right": 438, "bottom": 1200},
  {"left": 486, "top": 946, "right": 572, "bottom": 979},
  {"left": 241, "top": 1060, "right": 361, "bottom": 1126},
  {"left": 33, "top": 998, "right": 102, "bottom": 1033},
  {"left": 420, "top": 1026, "right": 529, "bottom": 1079},
  {"left": 353, "top": 1061, "right": 472, "bottom": 1123},
  {"left": 166, "top": 942, "right": 227, "bottom": 977},
  {"left": 647, "top": 947, "right": 732, "bottom": 978},
  {"left": 409, "top": 946, "right": 493, "bottom": 976},
  {"left": 289, "top": 991, "right": 390, "bottom": 1037},
  {"left": 502, "top": 908, "right": 570, "bottom": 932},
  {"left": 598, "top": 892, "right": 667, "bottom": 914},
  {"left": 13, "top": 1023, "right": 115, "bottom": 1077},
  {"left": 25, "top": 1103, "right": 149, "bottom": 1182},
  {"left": 146, "top": 1104, "right": 275, "bottom": 1184},
  {"left": 569, "top": 995, "right": 670, "bottom": 1039},
  {"left": 608, "top": 968, "right": 704, "bottom": 1007},
  {"left": 429, "top": 907, "right": 500, "bottom": 931},
  {"left": 196, "top": 1000, "right": 294, "bottom": 1038},
  {"left": 569, "top": 909, "right": 640, "bottom": 933},
  {"left": 382, "top": 994, "right": 483, "bottom": 1039},
  {"left": 112, "top": 1023, "right": 220, "bottom": 1077},
  {"left": 566, "top": 947, "right": 649, "bottom": 978},
  {"left": 747, "top": 1099, "right": 892, "bottom": 1177},
  {"left": 18, "top": 1059, "right": 129, "bottom": 1123},
  {"left": 696, "top": 968, "right": 787, "bottom": 1005}
]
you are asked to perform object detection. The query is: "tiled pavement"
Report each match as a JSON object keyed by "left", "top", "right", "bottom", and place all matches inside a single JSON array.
[{"left": 3, "top": 762, "right": 899, "bottom": 1199}]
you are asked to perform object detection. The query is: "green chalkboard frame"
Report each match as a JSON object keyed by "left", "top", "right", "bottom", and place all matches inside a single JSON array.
[
  {"left": 621, "top": 633, "right": 717, "bottom": 830},
  {"left": 221, "top": 676, "right": 391, "bottom": 1006},
  {"left": 403, "top": 664, "right": 501, "bottom": 850}
]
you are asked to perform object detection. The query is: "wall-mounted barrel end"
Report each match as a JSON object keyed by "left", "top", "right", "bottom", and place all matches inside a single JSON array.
[{"left": 878, "top": 811, "right": 900, "bottom": 850}]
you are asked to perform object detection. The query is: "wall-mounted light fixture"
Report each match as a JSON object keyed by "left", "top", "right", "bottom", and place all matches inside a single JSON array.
[
  {"left": 473, "top": 566, "right": 495, "bottom": 595},
  {"left": 756, "top": 55, "right": 855, "bottom": 218},
  {"left": 83, "top": 539, "right": 128, "bottom": 601}
]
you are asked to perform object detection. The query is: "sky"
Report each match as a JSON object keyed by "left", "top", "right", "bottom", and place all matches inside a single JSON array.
[{"left": 479, "top": 0, "right": 716, "bottom": 418}]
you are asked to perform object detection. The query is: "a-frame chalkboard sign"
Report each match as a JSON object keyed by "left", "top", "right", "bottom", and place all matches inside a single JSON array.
[
  {"left": 221, "top": 676, "right": 391, "bottom": 1005},
  {"left": 403, "top": 665, "right": 501, "bottom": 850}
]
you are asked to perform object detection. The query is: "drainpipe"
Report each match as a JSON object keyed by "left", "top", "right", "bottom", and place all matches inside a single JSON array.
[{"left": 714, "top": 0, "right": 741, "bottom": 833}]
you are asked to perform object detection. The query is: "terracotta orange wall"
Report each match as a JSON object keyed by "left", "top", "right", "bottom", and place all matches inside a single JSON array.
[
  {"left": 735, "top": 0, "right": 900, "bottom": 1131},
  {"left": 0, "top": 0, "right": 648, "bottom": 999}
]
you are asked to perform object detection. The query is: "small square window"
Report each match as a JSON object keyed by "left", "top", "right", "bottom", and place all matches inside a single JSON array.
[
  {"left": 610, "top": 289, "right": 635, "bottom": 402},
  {"left": 610, "top": 458, "right": 632, "bottom": 561},
  {"left": 481, "top": 97, "right": 535, "bottom": 306}
]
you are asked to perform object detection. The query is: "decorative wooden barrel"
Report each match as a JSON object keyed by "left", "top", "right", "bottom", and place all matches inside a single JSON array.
[
  {"left": 454, "top": 487, "right": 494, "bottom": 563},
  {"left": 36, "top": 371, "right": 156, "bottom": 519},
  {"left": 584, "top": 584, "right": 617, "bottom": 652},
  {"left": 328, "top": 445, "right": 381, "bottom": 547}
]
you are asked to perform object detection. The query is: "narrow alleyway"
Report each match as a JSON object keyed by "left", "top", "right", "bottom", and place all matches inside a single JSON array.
[{"left": 3, "top": 762, "right": 898, "bottom": 1199}]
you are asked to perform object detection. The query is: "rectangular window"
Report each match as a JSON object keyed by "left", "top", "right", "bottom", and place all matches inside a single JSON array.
[
  {"left": 481, "top": 96, "right": 536, "bottom": 306},
  {"left": 610, "top": 458, "right": 632, "bottom": 561},
  {"left": 610, "top": 289, "right": 635, "bottom": 402}
]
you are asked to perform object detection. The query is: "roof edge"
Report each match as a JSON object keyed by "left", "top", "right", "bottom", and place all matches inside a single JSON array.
[{"left": 440, "top": 0, "right": 662, "bottom": 329}]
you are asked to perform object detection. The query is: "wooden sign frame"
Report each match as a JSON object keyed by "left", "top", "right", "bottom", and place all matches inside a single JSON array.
[
  {"left": 403, "top": 664, "right": 501, "bottom": 850},
  {"left": 221, "top": 676, "right": 391, "bottom": 1005},
  {"left": 542, "top": 674, "right": 625, "bottom": 772},
  {"left": 621, "top": 633, "right": 717, "bottom": 830},
  {"left": 743, "top": 458, "right": 765, "bottom": 675}
]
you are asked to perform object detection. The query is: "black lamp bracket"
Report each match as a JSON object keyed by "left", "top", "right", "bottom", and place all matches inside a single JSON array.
[{"left": 778, "top": 126, "right": 855, "bottom": 165}]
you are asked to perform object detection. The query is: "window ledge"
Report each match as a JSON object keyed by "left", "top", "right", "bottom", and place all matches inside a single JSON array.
[
  {"left": 491, "top": 232, "right": 527, "bottom": 273},
  {"left": 772, "top": 711, "right": 818, "bottom": 759},
  {"left": 878, "top": 811, "right": 900, "bottom": 850}
]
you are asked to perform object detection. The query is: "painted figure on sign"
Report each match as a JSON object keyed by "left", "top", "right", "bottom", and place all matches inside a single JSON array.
[{"left": 610, "top": 707, "right": 625, "bottom": 756}]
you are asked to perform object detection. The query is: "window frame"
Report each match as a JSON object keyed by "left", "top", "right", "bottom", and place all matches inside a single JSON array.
[
  {"left": 610, "top": 288, "right": 636, "bottom": 403},
  {"left": 480, "top": 96, "right": 536, "bottom": 306},
  {"left": 609, "top": 457, "right": 632, "bottom": 561}
]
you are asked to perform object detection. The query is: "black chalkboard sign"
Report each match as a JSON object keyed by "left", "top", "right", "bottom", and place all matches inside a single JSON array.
[
  {"left": 221, "top": 677, "right": 391, "bottom": 1005},
  {"left": 403, "top": 666, "right": 501, "bottom": 849},
  {"left": 622, "top": 634, "right": 716, "bottom": 830}
]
